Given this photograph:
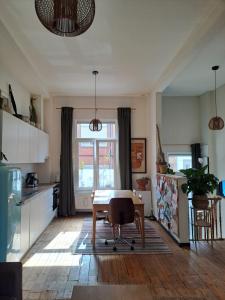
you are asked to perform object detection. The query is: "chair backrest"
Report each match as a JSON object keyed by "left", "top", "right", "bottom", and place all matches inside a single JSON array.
[
  {"left": 109, "top": 198, "right": 134, "bottom": 225},
  {"left": 0, "top": 262, "right": 22, "bottom": 300}
]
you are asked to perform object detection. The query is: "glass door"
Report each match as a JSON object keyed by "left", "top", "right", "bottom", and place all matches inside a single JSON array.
[{"left": 97, "top": 141, "right": 116, "bottom": 189}]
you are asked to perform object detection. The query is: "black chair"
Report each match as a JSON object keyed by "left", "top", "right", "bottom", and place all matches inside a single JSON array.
[
  {"left": 105, "top": 197, "right": 135, "bottom": 251},
  {"left": 0, "top": 262, "right": 22, "bottom": 300}
]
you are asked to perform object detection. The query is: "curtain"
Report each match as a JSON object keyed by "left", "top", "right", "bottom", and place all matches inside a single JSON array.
[
  {"left": 59, "top": 107, "right": 76, "bottom": 216},
  {"left": 117, "top": 107, "right": 132, "bottom": 190},
  {"left": 191, "top": 143, "right": 201, "bottom": 169}
]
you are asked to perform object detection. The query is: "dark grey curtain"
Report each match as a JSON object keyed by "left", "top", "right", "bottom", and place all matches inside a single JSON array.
[
  {"left": 191, "top": 143, "right": 201, "bottom": 169},
  {"left": 59, "top": 107, "right": 76, "bottom": 217},
  {"left": 117, "top": 107, "right": 132, "bottom": 190}
]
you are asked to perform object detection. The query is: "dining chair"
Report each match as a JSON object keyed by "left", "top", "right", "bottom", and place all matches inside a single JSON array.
[
  {"left": 91, "top": 191, "right": 109, "bottom": 223},
  {"left": 105, "top": 197, "right": 136, "bottom": 251}
]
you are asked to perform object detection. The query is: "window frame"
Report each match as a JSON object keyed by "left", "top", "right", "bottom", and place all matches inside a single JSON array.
[
  {"left": 167, "top": 152, "right": 192, "bottom": 172},
  {"left": 74, "top": 120, "right": 118, "bottom": 191}
]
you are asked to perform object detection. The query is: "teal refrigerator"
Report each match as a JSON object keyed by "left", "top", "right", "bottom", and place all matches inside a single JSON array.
[{"left": 0, "top": 163, "right": 21, "bottom": 262}]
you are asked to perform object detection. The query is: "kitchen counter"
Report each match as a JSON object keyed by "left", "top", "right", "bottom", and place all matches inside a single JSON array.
[{"left": 21, "top": 183, "right": 57, "bottom": 202}]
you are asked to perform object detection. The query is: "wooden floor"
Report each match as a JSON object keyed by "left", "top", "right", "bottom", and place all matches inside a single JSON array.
[{"left": 22, "top": 215, "right": 225, "bottom": 300}]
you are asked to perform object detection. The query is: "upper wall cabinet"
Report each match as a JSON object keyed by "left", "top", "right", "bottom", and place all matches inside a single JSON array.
[{"left": 0, "top": 110, "right": 49, "bottom": 163}]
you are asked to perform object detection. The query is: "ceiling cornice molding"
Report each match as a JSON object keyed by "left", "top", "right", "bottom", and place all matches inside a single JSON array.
[
  {"left": 152, "top": 0, "right": 225, "bottom": 94},
  {"left": 0, "top": 5, "right": 49, "bottom": 97}
]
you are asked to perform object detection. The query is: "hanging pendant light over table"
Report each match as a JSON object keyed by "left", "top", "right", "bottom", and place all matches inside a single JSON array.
[
  {"left": 35, "top": 0, "right": 95, "bottom": 37},
  {"left": 208, "top": 65, "right": 224, "bottom": 130},
  {"left": 89, "top": 71, "right": 102, "bottom": 132}
]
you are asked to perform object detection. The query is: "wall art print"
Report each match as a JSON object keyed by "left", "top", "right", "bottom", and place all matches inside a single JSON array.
[{"left": 131, "top": 138, "right": 146, "bottom": 173}]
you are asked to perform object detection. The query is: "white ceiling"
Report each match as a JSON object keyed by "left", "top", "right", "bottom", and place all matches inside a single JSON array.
[
  {"left": 163, "top": 25, "right": 225, "bottom": 96},
  {"left": 0, "top": 0, "right": 221, "bottom": 96}
]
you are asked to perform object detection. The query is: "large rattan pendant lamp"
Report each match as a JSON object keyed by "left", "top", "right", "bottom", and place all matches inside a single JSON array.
[
  {"left": 35, "top": 0, "right": 95, "bottom": 37},
  {"left": 208, "top": 65, "right": 224, "bottom": 130},
  {"left": 89, "top": 70, "right": 102, "bottom": 131}
]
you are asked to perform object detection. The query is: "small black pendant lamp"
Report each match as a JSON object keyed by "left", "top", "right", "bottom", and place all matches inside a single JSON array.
[
  {"left": 208, "top": 65, "right": 224, "bottom": 130},
  {"left": 89, "top": 71, "right": 102, "bottom": 131},
  {"left": 35, "top": 0, "right": 95, "bottom": 37}
]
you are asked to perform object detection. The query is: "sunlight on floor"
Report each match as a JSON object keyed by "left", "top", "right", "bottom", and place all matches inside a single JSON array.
[
  {"left": 23, "top": 253, "right": 82, "bottom": 267},
  {"left": 44, "top": 231, "right": 80, "bottom": 250}
]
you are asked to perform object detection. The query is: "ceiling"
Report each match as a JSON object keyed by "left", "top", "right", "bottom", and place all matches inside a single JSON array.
[
  {"left": 0, "top": 0, "right": 221, "bottom": 96},
  {"left": 163, "top": 25, "right": 225, "bottom": 96}
]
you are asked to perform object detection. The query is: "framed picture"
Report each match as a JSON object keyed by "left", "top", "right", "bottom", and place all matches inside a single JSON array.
[{"left": 131, "top": 138, "right": 146, "bottom": 173}]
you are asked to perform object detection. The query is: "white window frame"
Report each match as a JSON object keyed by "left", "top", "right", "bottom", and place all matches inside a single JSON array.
[
  {"left": 74, "top": 120, "right": 118, "bottom": 191},
  {"left": 167, "top": 152, "right": 192, "bottom": 172}
]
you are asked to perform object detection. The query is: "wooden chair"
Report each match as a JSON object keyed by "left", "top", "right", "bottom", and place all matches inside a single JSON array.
[
  {"left": 91, "top": 191, "right": 109, "bottom": 222},
  {"left": 134, "top": 194, "right": 142, "bottom": 233},
  {"left": 105, "top": 197, "right": 136, "bottom": 251},
  {"left": 191, "top": 207, "right": 214, "bottom": 246}
]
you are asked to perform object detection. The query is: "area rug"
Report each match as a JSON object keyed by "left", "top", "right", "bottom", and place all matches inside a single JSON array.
[{"left": 73, "top": 218, "right": 171, "bottom": 254}]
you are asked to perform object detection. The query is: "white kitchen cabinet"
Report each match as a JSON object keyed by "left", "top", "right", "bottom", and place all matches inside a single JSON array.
[
  {"left": 29, "top": 194, "right": 42, "bottom": 246},
  {"left": 0, "top": 110, "right": 18, "bottom": 163},
  {"left": 29, "top": 187, "right": 55, "bottom": 248},
  {"left": 0, "top": 110, "right": 49, "bottom": 163},
  {"left": 20, "top": 200, "right": 30, "bottom": 259},
  {"left": 38, "top": 130, "right": 49, "bottom": 162},
  {"left": 18, "top": 119, "right": 30, "bottom": 163}
]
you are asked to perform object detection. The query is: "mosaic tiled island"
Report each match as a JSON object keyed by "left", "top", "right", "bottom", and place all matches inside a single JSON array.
[{"left": 156, "top": 174, "right": 189, "bottom": 245}]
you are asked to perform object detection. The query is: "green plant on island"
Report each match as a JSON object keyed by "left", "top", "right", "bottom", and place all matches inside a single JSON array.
[{"left": 180, "top": 165, "right": 219, "bottom": 196}]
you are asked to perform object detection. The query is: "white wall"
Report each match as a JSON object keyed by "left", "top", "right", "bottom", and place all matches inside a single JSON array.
[
  {"left": 161, "top": 96, "right": 201, "bottom": 157},
  {"left": 49, "top": 96, "right": 148, "bottom": 187},
  {"left": 0, "top": 63, "right": 30, "bottom": 116}
]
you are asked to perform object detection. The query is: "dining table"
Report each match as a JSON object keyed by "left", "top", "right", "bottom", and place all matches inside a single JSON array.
[{"left": 92, "top": 189, "right": 145, "bottom": 248}]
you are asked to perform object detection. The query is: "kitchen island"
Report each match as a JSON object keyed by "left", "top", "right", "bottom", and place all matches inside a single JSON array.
[{"left": 156, "top": 173, "right": 189, "bottom": 246}]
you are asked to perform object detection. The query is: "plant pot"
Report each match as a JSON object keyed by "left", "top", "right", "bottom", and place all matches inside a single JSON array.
[
  {"left": 159, "top": 163, "right": 167, "bottom": 174},
  {"left": 136, "top": 178, "right": 149, "bottom": 191},
  {"left": 192, "top": 195, "right": 209, "bottom": 209}
]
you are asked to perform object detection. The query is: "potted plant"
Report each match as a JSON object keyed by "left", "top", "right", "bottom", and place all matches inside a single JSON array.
[
  {"left": 180, "top": 165, "right": 219, "bottom": 209},
  {"left": 136, "top": 177, "right": 150, "bottom": 191}
]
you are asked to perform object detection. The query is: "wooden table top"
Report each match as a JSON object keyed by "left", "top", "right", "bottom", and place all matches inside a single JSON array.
[
  {"left": 72, "top": 285, "right": 151, "bottom": 300},
  {"left": 93, "top": 190, "right": 143, "bottom": 205}
]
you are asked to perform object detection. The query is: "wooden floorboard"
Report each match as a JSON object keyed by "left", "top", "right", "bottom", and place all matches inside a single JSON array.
[{"left": 22, "top": 215, "right": 225, "bottom": 299}]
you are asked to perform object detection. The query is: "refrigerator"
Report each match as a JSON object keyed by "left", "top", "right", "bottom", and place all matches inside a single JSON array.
[{"left": 0, "top": 162, "right": 22, "bottom": 262}]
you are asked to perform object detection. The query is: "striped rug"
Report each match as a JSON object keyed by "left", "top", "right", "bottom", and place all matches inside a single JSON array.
[{"left": 73, "top": 218, "right": 171, "bottom": 255}]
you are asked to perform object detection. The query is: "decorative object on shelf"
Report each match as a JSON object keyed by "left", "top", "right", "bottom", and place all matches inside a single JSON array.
[
  {"left": 8, "top": 84, "right": 22, "bottom": 119},
  {"left": 208, "top": 65, "right": 224, "bottom": 130},
  {"left": 131, "top": 138, "right": 146, "bottom": 173},
  {"left": 136, "top": 177, "right": 149, "bottom": 191},
  {"left": 180, "top": 165, "right": 219, "bottom": 209},
  {"left": 167, "top": 165, "right": 175, "bottom": 175},
  {"left": 156, "top": 124, "right": 167, "bottom": 173},
  {"left": 35, "top": 0, "right": 95, "bottom": 37},
  {"left": 29, "top": 97, "right": 38, "bottom": 126},
  {"left": 89, "top": 70, "right": 102, "bottom": 132},
  {"left": 0, "top": 151, "right": 7, "bottom": 161}
]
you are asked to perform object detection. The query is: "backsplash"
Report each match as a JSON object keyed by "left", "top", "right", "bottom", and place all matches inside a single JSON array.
[{"left": 7, "top": 163, "right": 35, "bottom": 187}]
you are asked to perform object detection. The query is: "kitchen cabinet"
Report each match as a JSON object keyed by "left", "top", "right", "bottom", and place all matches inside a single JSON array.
[
  {"left": 0, "top": 110, "right": 18, "bottom": 163},
  {"left": 29, "top": 187, "right": 55, "bottom": 248},
  {"left": 21, "top": 200, "right": 30, "bottom": 258},
  {"left": 0, "top": 110, "right": 49, "bottom": 163}
]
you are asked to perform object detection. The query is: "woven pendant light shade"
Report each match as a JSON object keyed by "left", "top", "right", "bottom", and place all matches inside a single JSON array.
[
  {"left": 89, "top": 70, "right": 102, "bottom": 132},
  {"left": 35, "top": 0, "right": 95, "bottom": 37},
  {"left": 208, "top": 65, "right": 224, "bottom": 131},
  {"left": 208, "top": 116, "right": 224, "bottom": 130},
  {"left": 89, "top": 118, "right": 102, "bottom": 131}
]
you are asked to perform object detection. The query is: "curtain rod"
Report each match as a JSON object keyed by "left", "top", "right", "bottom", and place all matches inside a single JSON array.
[{"left": 56, "top": 107, "right": 136, "bottom": 111}]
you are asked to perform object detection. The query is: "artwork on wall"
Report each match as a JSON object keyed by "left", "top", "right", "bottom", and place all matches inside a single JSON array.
[{"left": 131, "top": 138, "right": 146, "bottom": 173}]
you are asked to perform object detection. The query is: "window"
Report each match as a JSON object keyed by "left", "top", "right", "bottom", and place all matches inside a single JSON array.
[
  {"left": 168, "top": 154, "right": 192, "bottom": 172},
  {"left": 75, "top": 122, "right": 117, "bottom": 190}
]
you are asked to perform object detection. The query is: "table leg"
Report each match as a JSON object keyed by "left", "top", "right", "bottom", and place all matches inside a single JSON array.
[
  {"left": 92, "top": 208, "right": 96, "bottom": 248},
  {"left": 141, "top": 207, "right": 145, "bottom": 247}
]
